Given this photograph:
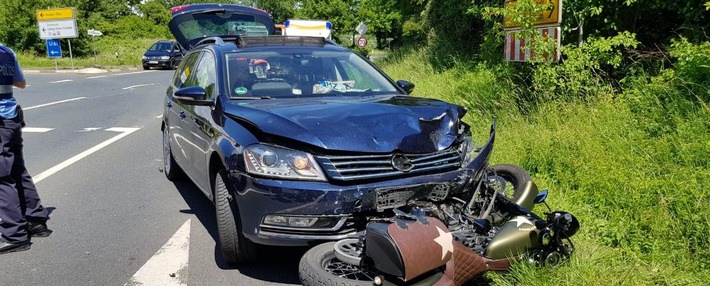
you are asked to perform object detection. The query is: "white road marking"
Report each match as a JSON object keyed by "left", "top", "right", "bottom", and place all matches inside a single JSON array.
[
  {"left": 33, "top": 127, "right": 141, "bottom": 183},
  {"left": 23, "top": 97, "right": 86, "bottom": 111},
  {"left": 115, "top": 70, "right": 156, "bottom": 76},
  {"left": 125, "top": 219, "right": 191, "bottom": 286},
  {"left": 122, "top": 83, "right": 157, "bottom": 90},
  {"left": 155, "top": 115, "right": 162, "bottom": 119},
  {"left": 49, "top": 79, "right": 73, "bottom": 83},
  {"left": 77, "top": 127, "right": 102, "bottom": 132},
  {"left": 22, "top": 127, "right": 54, "bottom": 133},
  {"left": 87, "top": 75, "right": 107, "bottom": 79}
]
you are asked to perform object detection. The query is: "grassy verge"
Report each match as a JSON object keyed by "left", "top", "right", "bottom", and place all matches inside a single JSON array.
[
  {"left": 16, "top": 38, "right": 165, "bottom": 69},
  {"left": 381, "top": 50, "right": 710, "bottom": 285}
]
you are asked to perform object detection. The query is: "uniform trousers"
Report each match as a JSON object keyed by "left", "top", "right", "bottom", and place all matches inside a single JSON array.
[{"left": 0, "top": 115, "right": 49, "bottom": 243}]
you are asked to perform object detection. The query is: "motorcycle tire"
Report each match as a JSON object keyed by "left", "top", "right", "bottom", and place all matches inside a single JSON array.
[
  {"left": 299, "top": 242, "right": 379, "bottom": 286},
  {"left": 488, "top": 164, "right": 538, "bottom": 216}
]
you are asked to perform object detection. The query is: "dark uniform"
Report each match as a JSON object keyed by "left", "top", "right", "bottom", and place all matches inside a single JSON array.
[{"left": 0, "top": 44, "right": 51, "bottom": 255}]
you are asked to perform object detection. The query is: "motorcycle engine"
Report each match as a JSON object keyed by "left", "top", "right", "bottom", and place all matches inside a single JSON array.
[{"left": 406, "top": 199, "right": 499, "bottom": 255}]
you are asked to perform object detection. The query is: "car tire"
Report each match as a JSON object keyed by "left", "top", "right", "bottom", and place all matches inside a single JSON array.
[
  {"left": 488, "top": 164, "right": 538, "bottom": 210},
  {"left": 143, "top": 65, "right": 149, "bottom": 70},
  {"left": 162, "top": 127, "right": 184, "bottom": 181},
  {"left": 214, "top": 169, "right": 258, "bottom": 264},
  {"left": 299, "top": 242, "right": 378, "bottom": 286}
]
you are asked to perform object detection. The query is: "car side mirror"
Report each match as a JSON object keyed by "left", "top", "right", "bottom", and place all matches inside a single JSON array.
[
  {"left": 174, "top": 86, "right": 213, "bottom": 106},
  {"left": 396, "top": 80, "right": 415, "bottom": 94}
]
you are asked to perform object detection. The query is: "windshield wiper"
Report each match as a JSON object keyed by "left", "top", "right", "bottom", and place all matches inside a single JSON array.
[{"left": 229, "top": 96, "right": 271, "bottom": 100}]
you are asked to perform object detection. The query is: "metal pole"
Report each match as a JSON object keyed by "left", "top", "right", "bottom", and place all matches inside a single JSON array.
[
  {"left": 54, "top": 58, "right": 57, "bottom": 71},
  {"left": 68, "top": 39, "right": 74, "bottom": 70},
  {"left": 92, "top": 36, "right": 97, "bottom": 65}
]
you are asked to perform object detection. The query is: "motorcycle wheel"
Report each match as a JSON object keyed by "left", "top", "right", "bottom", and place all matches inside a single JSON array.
[
  {"left": 488, "top": 164, "right": 538, "bottom": 212},
  {"left": 299, "top": 242, "right": 379, "bottom": 286}
]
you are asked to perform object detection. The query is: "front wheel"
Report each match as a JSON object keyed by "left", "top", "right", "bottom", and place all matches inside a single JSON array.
[
  {"left": 300, "top": 242, "right": 379, "bottom": 286},
  {"left": 488, "top": 164, "right": 538, "bottom": 211},
  {"left": 162, "top": 127, "right": 184, "bottom": 181},
  {"left": 214, "top": 169, "right": 257, "bottom": 264}
]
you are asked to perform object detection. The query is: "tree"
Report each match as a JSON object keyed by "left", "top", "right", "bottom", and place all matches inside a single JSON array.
[
  {"left": 295, "top": 0, "right": 359, "bottom": 42},
  {"left": 256, "top": 0, "right": 297, "bottom": 23}
]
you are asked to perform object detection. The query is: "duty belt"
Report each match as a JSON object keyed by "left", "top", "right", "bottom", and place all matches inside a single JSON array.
[{"left": 0, "top": 84, "right": 12, "bottom": 95}]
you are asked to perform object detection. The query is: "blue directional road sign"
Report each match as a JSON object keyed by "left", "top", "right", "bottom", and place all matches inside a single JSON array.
[{"left": 46, "top": 39, "right": 62, "bottom": 58}]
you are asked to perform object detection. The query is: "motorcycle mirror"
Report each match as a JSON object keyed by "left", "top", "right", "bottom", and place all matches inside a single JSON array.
[{"left": 534, "top": 189, "right": 549, "bottom": 204}]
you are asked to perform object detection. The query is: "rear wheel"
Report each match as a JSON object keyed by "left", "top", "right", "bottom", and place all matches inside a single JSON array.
[{"left": 214, "top": 169, "right": 257, "bottom": 264}]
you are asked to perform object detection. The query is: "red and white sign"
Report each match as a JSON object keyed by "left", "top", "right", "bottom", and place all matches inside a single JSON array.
[
  {"left": 505, "top": 26, "right": 561, "bottom": 62},
  {"left": 356, "top": 36, "right": 368, "bottom": 48}
]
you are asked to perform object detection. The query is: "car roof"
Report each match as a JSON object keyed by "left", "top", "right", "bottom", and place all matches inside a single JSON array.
[{"left": 195, "top": 36, "right": 347, "bottom": 53}]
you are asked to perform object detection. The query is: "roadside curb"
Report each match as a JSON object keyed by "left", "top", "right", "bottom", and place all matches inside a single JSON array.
[{"left": 24, "top": 66, "right": 142, "bottom": 74}]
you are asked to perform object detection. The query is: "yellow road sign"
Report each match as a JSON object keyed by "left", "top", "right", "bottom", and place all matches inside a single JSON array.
[
  {"left": 504, "top": 0, "right": 561, "bottom": 29},
  {"left": 36, "top": 7, "right": 75, "bottom": 21}
]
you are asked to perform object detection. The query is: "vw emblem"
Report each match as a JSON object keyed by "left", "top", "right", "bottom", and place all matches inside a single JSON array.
[{"left": 391, "top": 154, "right": 413, "bottom": 172}]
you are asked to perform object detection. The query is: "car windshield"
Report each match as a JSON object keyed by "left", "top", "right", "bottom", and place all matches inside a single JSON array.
[
  {"left": 226, "top": 49, "right": 399, "bottom": 98},
  {"left": 149, "top": 42, "right": 173, "bottom": 52}
]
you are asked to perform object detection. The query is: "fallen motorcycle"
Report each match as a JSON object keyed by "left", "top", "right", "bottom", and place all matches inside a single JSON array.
[{"left": 298, "top": 162, "right": 580, "bottom": 286}]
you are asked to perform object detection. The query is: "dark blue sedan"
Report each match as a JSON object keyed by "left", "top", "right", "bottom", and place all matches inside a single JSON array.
[{"left": 162, "top": 4, "right": 482, "bottom": 264}]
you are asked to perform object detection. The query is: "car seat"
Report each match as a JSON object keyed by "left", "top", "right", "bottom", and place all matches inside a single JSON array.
[{"left": 228, "top": 58, "right": 256, "bottom": 95}]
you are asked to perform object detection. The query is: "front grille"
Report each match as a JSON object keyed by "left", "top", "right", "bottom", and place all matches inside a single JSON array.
[{"left": 316, "top": 147, "right": 463, "bottom": 182}]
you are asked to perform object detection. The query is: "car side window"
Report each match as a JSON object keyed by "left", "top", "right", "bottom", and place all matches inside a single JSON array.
[
  {"left": 190, "top": 52, "right": 217, "bottom": 99},
  {"left": 173, "top": 52, "right": 201, "bottom": 88}
]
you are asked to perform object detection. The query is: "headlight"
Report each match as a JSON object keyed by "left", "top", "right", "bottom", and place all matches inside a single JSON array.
[
  {"left": 160, "top": 56, "right": 170, "bottom": 60},
  {"left": 459, "top": 135, "right": 475, "bottom": 166},
  {"left": 142, "top": 55, "right": 148, "bottom": 60},
  {"left": 244, "top": 144, "right": 326, "bottom": 181}
]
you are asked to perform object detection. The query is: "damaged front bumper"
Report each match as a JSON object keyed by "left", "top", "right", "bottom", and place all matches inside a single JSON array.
[
  {"left": 228, "top": 168, "right": 475, "bottom": 246},
  {"left": 228, "top": 119, "right": 496, "bottom": 246}
]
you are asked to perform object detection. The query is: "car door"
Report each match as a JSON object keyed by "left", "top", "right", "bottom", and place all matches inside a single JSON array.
[
  {"left": 182, "top": 51, "right": 217, "bottom": 194},
  {"left": 171, "top": 43, "right": 184, "bottom": 66},
  {"left": 167, "top": 52, "right": 201, "bottom": 179}
]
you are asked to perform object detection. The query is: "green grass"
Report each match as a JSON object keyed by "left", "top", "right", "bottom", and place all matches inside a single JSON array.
[
  {"left": 381, "top": 49, "right": 710, "bottom": 285},
  {"left": 17, "top": 38, "right": 165, "bottom": 69}
]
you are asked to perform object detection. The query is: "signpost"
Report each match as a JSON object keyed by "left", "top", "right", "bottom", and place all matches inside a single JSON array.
[
  {"left": 503, "top": 0, "right": 562, "bottom": 63},
  {"left": 46, "top": 39, "right": 62, "bottom": 71},
  {"left": 503, "top": 0, "right": 562, "bottom": 29},
  {"left": 87, "top": 29, "right": 103, "bottom": 65},
  {"left": 356, "top": 36, "right": 368, "bottom": 48},
  {"left": 36, "top": 7, "right": 77, "bottom": 70},
  {"left": 38, "top": 19, "right": 78, "bottom": 39},
  {"left": 356, "top": 21, "right": 368, "bottom": 36},
  {"left": 46, "top": 39, "right": 61, "bottom": 58},
  {"left": 36, "top": 7, "right": 74, "bottom": 21}
]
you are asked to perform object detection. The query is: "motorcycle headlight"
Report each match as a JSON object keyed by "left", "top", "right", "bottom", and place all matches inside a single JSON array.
[
  {"left": 458, "top": 135, "right": 475, "bottom": 166},
  {"left": 160, "top": 56, "right": 170, "bottom": 60},
  {"left": 142, "top": 55, "right": 148, "bottom": 60},
  {"left": 244, "top": 144, "right": 326, "bottom": 181}
]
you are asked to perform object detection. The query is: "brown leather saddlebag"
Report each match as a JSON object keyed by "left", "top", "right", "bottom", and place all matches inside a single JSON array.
[{"left": 365, "top": 217, "right": 453, "bottom": 282}]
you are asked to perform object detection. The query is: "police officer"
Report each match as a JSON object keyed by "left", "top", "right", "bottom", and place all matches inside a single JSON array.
[{"left": 0, "top": 43, "right": 51, "bottom": 255}]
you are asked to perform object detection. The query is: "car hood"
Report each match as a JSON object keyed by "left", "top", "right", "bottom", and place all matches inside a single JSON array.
[
  {"left": 144, "top": 51, "right": 170, "bottom": 57},
  {"left": 224, "top": 95, "right": 467, "bottom": 153},
  {"left": 169, "top": 3, "right": 275, "bottom": 50}
]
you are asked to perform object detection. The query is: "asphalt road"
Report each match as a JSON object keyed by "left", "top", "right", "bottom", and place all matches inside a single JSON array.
[{"left": 0, "top": 69, "right": 305, "bottom": 286}]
